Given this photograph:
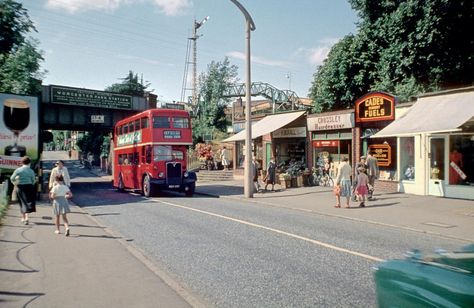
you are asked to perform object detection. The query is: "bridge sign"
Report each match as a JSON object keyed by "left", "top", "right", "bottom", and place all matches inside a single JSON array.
[{"left": 51, "top": 85, "right": 132, "bottom": 110}]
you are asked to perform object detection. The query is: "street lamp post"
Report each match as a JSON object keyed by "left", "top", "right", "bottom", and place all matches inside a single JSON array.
[{"left": 229, "top": 0, "right": 256, "bottom": 198}]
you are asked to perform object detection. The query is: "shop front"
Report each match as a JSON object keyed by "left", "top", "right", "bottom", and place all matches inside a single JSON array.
[
  {"left": 373, "top": 87, "right": 474, "bottom": 200},
  {"left": 354, "top": 92, "right": 398, "bottom": 192},
  {"left": 306, "top": 111, "right": 354, "bottom": 174},
  {"left": 224, "top": 110, "right": 307, "bottom": 176}
]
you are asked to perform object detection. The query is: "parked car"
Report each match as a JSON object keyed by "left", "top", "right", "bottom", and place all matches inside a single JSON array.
[{"left": 373, "top": 244, "right": 474, "bottom": 307}]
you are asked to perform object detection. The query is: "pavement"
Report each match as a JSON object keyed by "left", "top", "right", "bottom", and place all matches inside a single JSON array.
[{"left": 1, "top": 169, "right": 473, "bottom": 307}]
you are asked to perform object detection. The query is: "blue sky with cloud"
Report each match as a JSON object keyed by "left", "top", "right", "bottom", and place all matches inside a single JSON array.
[{"left": 25, "top": 0, "right": 358, "bottom": 102}]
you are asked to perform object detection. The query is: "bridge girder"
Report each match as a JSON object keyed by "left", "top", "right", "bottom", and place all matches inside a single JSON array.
[{"left": 223, "top": 82, "right": 306, "bottom": 112}]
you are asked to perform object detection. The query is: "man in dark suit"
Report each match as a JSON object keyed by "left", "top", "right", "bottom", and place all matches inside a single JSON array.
[{"left": 366, "top": 150, "right": 379, "bottom": 200}]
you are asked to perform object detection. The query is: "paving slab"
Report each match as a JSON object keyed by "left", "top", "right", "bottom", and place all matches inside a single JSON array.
[{"left": 0, "top": 201, "right": 195, "bottom": 308}]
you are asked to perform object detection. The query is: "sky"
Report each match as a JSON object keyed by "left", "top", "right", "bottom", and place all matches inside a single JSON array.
[{"left": 23, "top": 0, "right": 359, "bottom": 103}]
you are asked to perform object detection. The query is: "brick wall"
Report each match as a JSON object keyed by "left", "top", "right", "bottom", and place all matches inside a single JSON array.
[{"left": 375, "top": 180, "right": 398, "bottom": 193}]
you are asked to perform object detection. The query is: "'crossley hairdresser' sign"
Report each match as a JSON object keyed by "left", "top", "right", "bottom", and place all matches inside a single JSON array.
[{"left": 307, "top": 113, "right": 353, "bottom": 131}]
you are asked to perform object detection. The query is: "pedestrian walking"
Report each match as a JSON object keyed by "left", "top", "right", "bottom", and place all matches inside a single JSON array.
[
  {"left": 264, "top": 156, "right": 276, "bottom": 191},
  {"left": 355, "top": 166, "right": 369, "bottom": 207},
  {"left": 220, "top": 146, "right": 229, "bottom": 170},
  {"left": 49, "top": 160, "right": 71, "bottom": 189},
  {"left": 352, "top": 156, "right": 367, "bottom": 201},
  {"left": 10, "top": 156, "right": 36, "bottom": 225},
  {"left": 49, "top": 174, "right": 73, "bottom": 236},
  {"left": 252, "top": 157, "right": 261, "bottom": 192},
  {"left": 334, "top": 157, "right": 352, "bottom": 208},
  {"left": 366, "top": 150, "right": 379, "bottom": 200}
]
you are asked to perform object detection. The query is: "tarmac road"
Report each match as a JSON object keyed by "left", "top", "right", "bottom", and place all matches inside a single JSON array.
[
  {"left": 2, "top": 154, "right": 471, "bottom": 307},
  {"left": 70, "top": 180, "right": 470, "bottom": 307}
]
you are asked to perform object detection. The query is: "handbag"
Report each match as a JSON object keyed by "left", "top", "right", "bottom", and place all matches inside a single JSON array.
[{"left": 11, "top": 185, "right": 18, "bottom": 202}]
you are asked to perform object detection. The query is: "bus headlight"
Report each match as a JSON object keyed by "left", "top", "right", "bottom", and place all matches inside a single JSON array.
[
  {"left": 184, "top": 172, "right": 189, "bottom": 178},
  {"left": 158, "top": 172, "right": 164, "bottom": 178}
]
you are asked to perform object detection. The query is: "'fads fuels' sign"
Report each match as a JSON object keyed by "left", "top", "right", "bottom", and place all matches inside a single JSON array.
[{"left": 355, "top": 92, "right": 395, "bottom": 123}]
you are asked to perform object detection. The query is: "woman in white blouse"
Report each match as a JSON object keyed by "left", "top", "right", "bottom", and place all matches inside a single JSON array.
[
  {"left": 335, "top": 157, "right": 352, "bottom": 208},
  {"left": 49, "top": 160, "right": 71, "bottom": 189}
]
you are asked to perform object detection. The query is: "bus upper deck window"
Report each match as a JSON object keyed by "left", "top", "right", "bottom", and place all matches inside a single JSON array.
[
  {"left": 129, "top": 122, "right": 134, "bottom": 133},
  {"left": 141, "top": 117, "right": 149, "bottom": 129},
  {"left": 173, "top": 117, "right": 189, "bottom": 128},
  {"left": 153, "top": 116, "right": 170, "bottom": 128},
  {"left": 134, "top": 120, "right": 140, "bottom": 131},
  {"left": 123, "top": 124, "right": 129, "bottom": 134}
]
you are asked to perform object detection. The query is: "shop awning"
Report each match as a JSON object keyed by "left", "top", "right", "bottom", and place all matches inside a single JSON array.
[
  {"left": 224, "top": 111, "right": 306, "bottom": 142},
  {"left": 372, "top": 90, "right": 474, "bottom": 138}
]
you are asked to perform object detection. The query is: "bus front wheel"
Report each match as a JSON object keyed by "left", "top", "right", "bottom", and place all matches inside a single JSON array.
[
  {"left": 185, "top": 182, "right": 195, "bottom": 197},
  {"left": 142, "top": 175, "right": 154, "bottom": 197}
]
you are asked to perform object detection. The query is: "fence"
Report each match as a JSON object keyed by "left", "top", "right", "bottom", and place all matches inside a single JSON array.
[
  {"left": 0, "top": 180, "right": 10, "bottom": 220},
  {"left": 187, "top": 149, "right": 202, "bottom": 172}
]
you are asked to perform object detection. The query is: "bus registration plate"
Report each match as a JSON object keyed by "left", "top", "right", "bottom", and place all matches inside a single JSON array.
[{"left": 169, "top": 185, "right": 180, "bottom": 188}]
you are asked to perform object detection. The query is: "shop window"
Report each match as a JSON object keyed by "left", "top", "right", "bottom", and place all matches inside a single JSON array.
[
  {"left": 236, "top": 141, "right": 245, "bottom": 168},
  {"left": 430, "top": 138, "right": 445, "bottom": 180},
  {"left": 400, "top": 137, "right": 415, "bottom": 181},
  {"left": 449, "top": 135, "right": 473, "bottom": 185}
]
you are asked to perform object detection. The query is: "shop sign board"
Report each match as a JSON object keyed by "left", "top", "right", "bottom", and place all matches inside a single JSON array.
[
  {"left": 232, "top": 120, "right": 259, "bottom": 133},
  {"left": 369, "top": 144, "right": 391, "bottom": 167},
  {"left": 307, "top": 113, "right": 353, "bottom": 131},
  {"left": 313, "top": 140, "right": 340, "bottom": 147},
  {"left": 273, "top": 127, "right": 306, "bottom": 138},
  {"left": 51, "top": 85, "right": 133, "bottom": 110},
  {"left": 355, "top": 92, "right": 395, "bottom": 123}
]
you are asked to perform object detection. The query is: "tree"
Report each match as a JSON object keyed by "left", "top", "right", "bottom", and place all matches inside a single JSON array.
[
  {"left": 76, "top": 131, "right": 106, "bottom": 159},
  {"left": 193, "top": 57, "right": 238, "bottom": 142},
  {"left": 309, "top": 0, "right": 474, "bottom": 112},
  {"left": 0, "top": 39, "right": 45, "bottom": 95},
  {"left": 105, "top": 70, "right": 151, "bottom": 96},
  {"left": 0, "top": 0, "right": 45, "bottom": 95},
  {"left": 0, "top": 0, "right": 36, "bottom": 55}
]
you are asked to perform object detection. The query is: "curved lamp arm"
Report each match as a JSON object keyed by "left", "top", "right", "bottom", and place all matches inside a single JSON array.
[{"left": 229, "top": 0, "right": 256, "bottom": 31}]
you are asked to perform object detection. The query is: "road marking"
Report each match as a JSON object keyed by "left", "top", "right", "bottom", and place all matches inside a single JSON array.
[
  {"left": 157, "top": 200, "right": 384, "bottom": 262},
  {"left": 423, "top": 222, "right": 456, "bottom": 228}
]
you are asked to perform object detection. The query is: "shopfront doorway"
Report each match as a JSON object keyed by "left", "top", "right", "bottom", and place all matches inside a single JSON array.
[{"left": 428, "top": 136, "right": 447, "bottom": 196}]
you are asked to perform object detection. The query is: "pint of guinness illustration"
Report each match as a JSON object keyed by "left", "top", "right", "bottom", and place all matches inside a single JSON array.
[{"left": 3, "top": 98, "right": 30, "bottom": 157}]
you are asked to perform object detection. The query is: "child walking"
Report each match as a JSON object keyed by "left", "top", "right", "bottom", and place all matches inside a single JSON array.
[
  {"left": 355, "top": 167, "right": 369, "bottom": 207},
  {"left": 49, "top": 174, "right": 73, "bottom": 236}
]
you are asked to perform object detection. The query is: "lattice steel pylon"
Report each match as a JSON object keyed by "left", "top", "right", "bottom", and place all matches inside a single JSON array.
[
  {"left": 180, "top": 16, "right": 209, "bottom": 109},
  {"left": 223, "top": 82, "right": 305, "bottom": 112}
]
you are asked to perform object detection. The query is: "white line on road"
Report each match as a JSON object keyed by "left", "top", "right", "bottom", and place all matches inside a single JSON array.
[{"left": 157, "top": 200, "right": 384, "bottom": 262}]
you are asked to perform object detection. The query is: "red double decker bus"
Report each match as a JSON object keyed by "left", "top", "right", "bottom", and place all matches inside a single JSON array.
[{"left": 112, "top": 108, "right": 197, "bottom": 197}]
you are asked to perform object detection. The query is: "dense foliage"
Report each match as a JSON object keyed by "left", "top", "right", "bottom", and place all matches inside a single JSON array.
[
  {"left": 193, "top": 57, "right": 238, "bottom": 143},
  {"left": 0, "top": 0, "right": 45, "bottom": 95},
  {"left": 105, "top": 70, "right": 151, "bottom": 96},
  {"left": 309, "top": 0, "right": 474, "bottom": 112},
  {"left": 76, "top": 131, "right": 110, "bottom": 161}
]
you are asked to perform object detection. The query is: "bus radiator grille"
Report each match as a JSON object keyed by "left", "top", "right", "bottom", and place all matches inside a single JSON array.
[{"left": 166, "top": 162, "right": 182, "bottom": 185}]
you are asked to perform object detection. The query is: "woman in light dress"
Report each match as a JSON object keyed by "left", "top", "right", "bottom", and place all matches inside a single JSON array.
[
  {"left": 49, "top": 174, "right": 73, "bottom": 236},
  {"left": 334, "top": 157, "right": 352, "bottom": 208}
]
